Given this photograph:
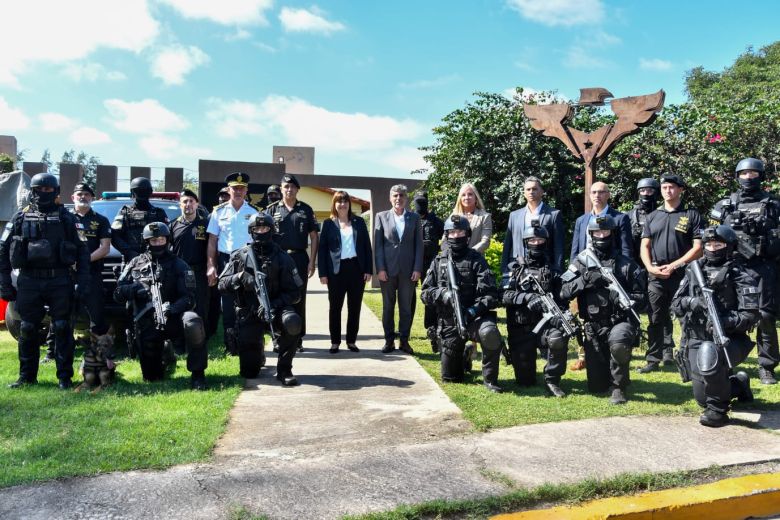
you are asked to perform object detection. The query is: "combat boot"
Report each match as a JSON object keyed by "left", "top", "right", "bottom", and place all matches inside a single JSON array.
[
  {"left": 545, "top": 382, "right": 566, "bottom": 398},
  {"left": 58, "top": 378, "right": 73, "bottom": 390},
  {"left": 276, "top": 372, "right": 299, "bottom": 387},
  {"left": 426, "top": 327, "right": 439, "bottom": 353},
  {"left": 483, "top": 380, "right": 503, "bottom": 393},
  {"left": 731, "top": 371, "right": 754, "bottom": 402},
  {"left": 758, "top": 367, "right": 777, "bottom": 385},
  {"left": 191, "top": 371, "right": 207, "bottom": 391},
  {"left": 699, "top": 409, "right": 729, "bottom": 428},
  {"left": 609, "top": 387, "right": 627, "bottom": 405},
  {"left": 8, "top": 377, "right": 37, "bottom": 388}
]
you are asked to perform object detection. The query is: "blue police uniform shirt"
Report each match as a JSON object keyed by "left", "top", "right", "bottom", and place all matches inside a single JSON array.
[{"left": 207, "top": 200, "right": 259, "bottom": 254}]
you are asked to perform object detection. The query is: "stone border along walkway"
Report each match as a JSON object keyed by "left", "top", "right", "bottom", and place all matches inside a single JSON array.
[{"left": 2, "top": 279, "right": 780, "bottom": 520}]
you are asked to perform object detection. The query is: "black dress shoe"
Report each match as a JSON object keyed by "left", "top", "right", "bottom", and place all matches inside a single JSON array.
[
  {"left": 398, "top": 339, "right": 414, "bottom": 354},
  {"left": 346, "top": 343, "right": 360, "bottom": 352},
  {"left": 276, "top": 373, "right": 299, "bottom": 386},
  {"left": 329, "top": 344, "right": 340, "bottom": 354},
  {"left": 545, "top": 382, "right": 566, "bottom": 398},
  {"left": 191, "top": 372, "right": 207, "bottom": 391},
  {"left": 637, "top": 362, "right": 660, "bottom": 374},
  {"left": 381, "top": 341, "right": 395, "bottom": 353},
  {"left": 40, "top": 353, "right": 55, "bottom": 364},
  {"left": 484, "top": 382, "right": 503, "bottom": 393},
  {"left": 758, "top": 367, "right": 777, "bottom": 385},
  {"left": 8, "top": 378, "right": 37, "bottom": 389},
  {"left": 700, "top": 409, "right": 729, "bottom": 427},
  {"left": 58, "top": 378, "right": 73, "bottom": 390}
]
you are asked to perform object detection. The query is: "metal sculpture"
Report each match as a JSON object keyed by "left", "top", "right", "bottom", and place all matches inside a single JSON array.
[{"left": 524, "top": 88, "right": 665, "bottom": 212}]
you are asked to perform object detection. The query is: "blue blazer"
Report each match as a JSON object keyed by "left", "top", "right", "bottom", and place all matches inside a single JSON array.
[
  {"left": 501, "top": 204, "right": 564, "bottom": 273},
  {"left": 318, "top": 216, "right": 373, "bottom": 278},
  {"left": 569, "top": 207, "right": 633, "bottom": 262}
]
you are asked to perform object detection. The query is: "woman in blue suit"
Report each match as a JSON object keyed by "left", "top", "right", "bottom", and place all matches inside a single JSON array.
[{"left": 318, "top": 191, "right": 373, "bottom": 353}]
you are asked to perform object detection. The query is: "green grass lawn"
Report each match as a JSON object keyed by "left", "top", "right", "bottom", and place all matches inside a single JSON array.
[
  {"left": 0, "top": 328, "right": 244, "bottom": 488},
  {"left": 362, "top": 288, "right": 780, "bottom": 431}
]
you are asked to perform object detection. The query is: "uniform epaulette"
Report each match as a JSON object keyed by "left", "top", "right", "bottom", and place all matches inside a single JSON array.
[
  {"left": 265, "top": 200, "right": 281, "bottom": 210},
  {"left": 214, "top": 201, "right": 229, "bottom": 209},
  {"left": 248, "top": 203, "right": 262, "bottom": 211}
]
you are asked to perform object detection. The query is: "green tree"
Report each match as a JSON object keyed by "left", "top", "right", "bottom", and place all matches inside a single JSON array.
[
  {"left": 0, "top": 153, "right": 14, "bottom": 173},
  {"left": 60, "top": 150, "right": 102, "bottom": 186}
]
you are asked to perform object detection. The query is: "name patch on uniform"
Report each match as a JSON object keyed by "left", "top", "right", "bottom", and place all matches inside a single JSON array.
[
  {"left": 675, "top": 216, "right": 689, "bottom": 233},
  {"left": 196, "top": 225, "right": 206, "bottom": 240},
  {"left": 75, "top": 222, "right": 88, "bottom": 242}
]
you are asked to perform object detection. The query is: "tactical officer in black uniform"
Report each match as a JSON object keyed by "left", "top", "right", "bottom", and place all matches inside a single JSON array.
[
  {"left": 218, "top": 213, "right": 304, "bottom": 386},
  {"left": 264, "top": 174, "right": 318, "bottom": 352},
  {"left": 412, "top": 191, "right": 444, "bottom": 351},
  {"left": 638, "top": 174, "right": 702, "bottom": 373},
  {"left": 561, "top": 216, "right": 647, "bottom": 404},
  {"left": 111, "top": 177, "right": 169, "bottom": 262},
  {"left": 421, "top": 215, "right": 503, "bottom": 392},
  {"left": 710, "top": 158, "right": 780, "bottom": 385},
  {"left": 0, "top": 173, "right": 90, "bottom": 389},
  {"left": 671, "top": 225, "right": 760, "bottom": 427},
  {"left": 501, "top": 223, "right": 570, "bottom": 397},
  {"left": 264, "top": 184, "right": 282, "bottom": 209},
  {"left": 115, "top": 223, "right": 207, "bottom": 389},
  {"left": 171, "top": 189, "right": 210, "bottom": 322}
]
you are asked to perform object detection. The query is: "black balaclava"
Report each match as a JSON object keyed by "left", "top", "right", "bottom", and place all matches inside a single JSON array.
[
  {"left": 33, "top": 188, "right": 57, "bottom": 211},
  {"left": 704, "top": 243, "right": 729, "bottom": 266},
  {"left": 591, "top": 232, "right": 613, "bottom": 259},
  {"left": 738, "top": 176, "right": 762, "bottom": 194},
  {"left": 413, "top": 198, "right": 428, "bottom": 215},
  {"left": 133, "top": 187, "right": 153, "bottom": 210},
  {"left": 447, "top": 233, "right": 469, "bottom": 256},
  {"left": 148, "top": 240, "right": 168, "bottom": 259},
  {"left": 639, "top": 191, "right": 657, "bottom": 211},
  {"left": 252, "top": 228, "right": 274, "bottom": 254},
  {"left": 525, "top": 240, "right": 547, "bottom": 265}
]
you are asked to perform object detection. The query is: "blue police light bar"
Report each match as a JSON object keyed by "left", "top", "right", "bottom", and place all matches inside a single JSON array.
[{"left": 101, "top": 191, "right": 131, "bottom": 199}]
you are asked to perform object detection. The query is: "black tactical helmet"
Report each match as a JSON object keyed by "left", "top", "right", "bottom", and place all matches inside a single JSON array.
[
  {"left": 443, "top": 214, "right": 471, "bottom": 235},
  {"left": 130, "top": 177, "right": 153, "bottom": 198},
  {"left": 636, "top": 178, "right": 660, "bottom": 191},
  {"left": 702, "top": 225, "right": 738, "bottom": 246},
  {"left": 142, "top": 222, "right": 171, "bottom": 241},
  {"left": 248, "top": 212, "right": 275, "bottom": 233},
  {"left": 735, "top": 158, "right": 765, "bottom": 177},
  {"left": 522, "top": 220, "right": 549, "bottom": 241},
  {"left": 30, "top": 172, "right": 60, "bottom": 194},
  {"left": 587, "top": 215, "right": 616, "bottom": 232}
]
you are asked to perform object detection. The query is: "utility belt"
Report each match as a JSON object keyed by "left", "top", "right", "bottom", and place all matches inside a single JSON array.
[{"left": 20, "top": 267, "right": 72, "bottom": 278}]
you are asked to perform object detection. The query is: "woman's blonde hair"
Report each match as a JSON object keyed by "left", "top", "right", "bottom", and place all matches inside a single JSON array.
[{"left": 453, "top": 182, "right": 485, "bottom": 215}]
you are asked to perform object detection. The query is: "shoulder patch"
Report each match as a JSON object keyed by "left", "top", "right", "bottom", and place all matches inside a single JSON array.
[
  {"left": 1, "top": 221, "right": 12, "bottom": 242},
  {"left": 248, "top": 203, "right": 261, "bottom": 211}
]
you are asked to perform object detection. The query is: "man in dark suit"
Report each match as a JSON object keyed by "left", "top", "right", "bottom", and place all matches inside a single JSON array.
[
  {"left": 374, "top": 184, "right": 424, "bottom": 354},
  {"left": 501, "top": 176, "right": 564, "bottom": 274},
  {"left": 570, "top": 181, "right": 633, "bottom": 262}
]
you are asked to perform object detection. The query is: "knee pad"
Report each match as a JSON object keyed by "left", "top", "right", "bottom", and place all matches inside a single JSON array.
[
  {"left": 760, "top": 311, "right": 776, "bottom": 324},
  {"left": 542, "top": 328, "right": 568, "bottom": 352},
  {"left": 477, "top": 321, "right": 502, "bottom": 352},
  {"left": 19, "top": 321, "right": 37, "bottom": 341},
  {"left": 696, "top": 341, "right": 720, "bottom": 376},
  {"left": 182, "top": 311, "right": 205, "bottom": 348},
  {"left": 609, "top": 342, "right": 632, "bottom": 364},
  {"left": 52, "top": 319, "right": 71, "bottom": 339},
  {"left": 281, "top": 309, "right": 302, "bottom": 336}
]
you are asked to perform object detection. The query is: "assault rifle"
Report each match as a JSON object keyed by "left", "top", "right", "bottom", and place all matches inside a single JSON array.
[
  {"left": 579, "top": 248, "right": 640, "bottom": 325},
  {"left": 521, "top": 273, "right": 582, "bottom": 344},
  {"left": 148, "top": 261, "right": 166, "bottom": 331},
  {"left": 689, "top": 260, "right": 733, "bottom": 369},
  {"left": 445, "top": 255, "right": 468, "bottom": 339},
  {"left": 246, "top": 247, "right": 277, "bottom": 339}
]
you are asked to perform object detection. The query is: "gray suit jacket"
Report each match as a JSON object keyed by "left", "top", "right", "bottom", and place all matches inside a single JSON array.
[
  {"left": 374, "top": 209, "right": 424, "bottom": 277},
  {"left": 500, "top": 204, "right": 564, "bottom": 273}
]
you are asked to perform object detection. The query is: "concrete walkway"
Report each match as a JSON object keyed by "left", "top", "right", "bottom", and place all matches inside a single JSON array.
[{"left": 2, "top": 279, "right": 780, "bottom": 519}]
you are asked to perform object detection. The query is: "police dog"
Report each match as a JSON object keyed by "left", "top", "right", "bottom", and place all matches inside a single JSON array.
[{"left": 77, "top": 328, "right": 116, "bottom": 392}]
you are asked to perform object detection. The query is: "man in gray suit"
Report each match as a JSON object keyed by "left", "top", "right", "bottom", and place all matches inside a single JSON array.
[
  {"left": 374, "top": 184, "right": 424, "bottom": 354},
  {"left": 500, "top": 176, "right": 564, "bottom": 274}
]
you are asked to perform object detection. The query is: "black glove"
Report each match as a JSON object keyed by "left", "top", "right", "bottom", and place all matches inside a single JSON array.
[
  {"left": 1, "top": 285, "right": 16, "bottom": 302},
  {"left": 161, "top": 302, "right": 171, "bottom": 319},
  {"left": 256, "top": 303, "right": 267, "bottom": 320},
  {"left": 583, "top": 270, "right": 609, "bottom": 288},
  {"left": 439, "top": 289, "right": 452, "bottom": 306},
  {"left": 136, "top": 285, "right": 150, "bottom": 302},
  {"left": 118, "top": 282, "right": 141, "bottom": 301},
  {"left": 465, "top": 306, "right": 478, "bottom": 322},
  {"left": 76, "top": 282, "right": 90, "bottom": 300},
  {"left": 241, "top": 271, "right": 254, "bottom": 290},
  {"left": 528, "top": 296, "right": 543, "bottom": 313}
]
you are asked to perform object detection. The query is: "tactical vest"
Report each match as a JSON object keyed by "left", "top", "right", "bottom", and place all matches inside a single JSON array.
[
  {"left": 130, "top": 255, "right": 178, "bottom": 305},
  {"left": 122, "top": 205, "right": 166, "bottom": 254},
  {"left": 720, "top": 192, "right": 780, "bottom": 259},
  {"left": 437, "top": 253, "right": 478, "bottom": 308},
  {"left": 580, "top": 256, "right": 623, "bottom": 324},
  {"left": 685, "top": 263, "right": 739, "bottom": 337},
  {"left": 508, "top": 262, "right": 552, "bottom": 326},
  {"left": 236, "top": 245, "right": 283, "bottom": 309},
  {"left": 15, "top": 207, "right": 72, "bottom": 269}
]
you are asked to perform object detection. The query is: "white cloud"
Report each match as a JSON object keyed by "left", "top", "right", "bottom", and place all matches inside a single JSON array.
[
  {"left": 151, "top": 45, "right": 210, "bottom": 86},
  {"left": 1, "top": 1, "right": 158, "bottom": 86},
  {"left": 225, "top": 28, "right": 252, "bottom": 42},
  {"left": 105, "top": 99, "right": 189, "bottom": 134},
  {"left": 380, "top": 146, "right": 428, "bottom": 172},
  {"left": 639, "top": 58, "right": 673, "bottom": 71},
  {"left": 0, "top": 97, "right": 31, "bottom": 131},
  {"left": 279, "top": 7, "right": 345, "bottom": 35},
  {"left": 139, "top": 134, "right": 211, "bottom": 160},
  {"left": 399, "top": 75, "right": 460, "bottom": 89},
  {"left": 40, "top": 113, "right": 78, "bottom": 133},
  {"left": 507, "top": 0, "right": 604, "bottom": 26},
  {"left": 70, "top": 127, "right": 111, "bottom": 146},
  {"left": 207, "top": 95, "right": 425, "bottom": 152},
  {"left": 159, "top": 0, "right": 272, "bottom": 26},
  {"left": 62, "top": 62, "right": 127, "bottom": 82},
  {"left": 563, "top": 46, "right": 609, "bottom": 69},
  {"left": 562, "top": 31, "right": 620, "bottom": 69}
]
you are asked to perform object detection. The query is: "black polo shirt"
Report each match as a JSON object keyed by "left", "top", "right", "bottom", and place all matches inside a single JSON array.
[
  {"left": 641, "top": 202, "right": 702, "bottom": 265},
  {"left": 72, "top": 208, "right": 111, "bottom": 273},
  {"left": 265, "top": 200, "right": 319, "bottom": 252},
  {"left": 170, "top": 214, "right": 210, "bottom": 269}
]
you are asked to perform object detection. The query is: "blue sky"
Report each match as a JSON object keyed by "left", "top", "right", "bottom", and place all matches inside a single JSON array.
[{"left": 1, "top": 0, "right": 778, "bottom": 185}]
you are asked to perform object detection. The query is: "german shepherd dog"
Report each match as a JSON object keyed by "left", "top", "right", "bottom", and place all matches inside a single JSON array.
[{"left": 77, "top": 328, "right": 116, "bottom": 392}]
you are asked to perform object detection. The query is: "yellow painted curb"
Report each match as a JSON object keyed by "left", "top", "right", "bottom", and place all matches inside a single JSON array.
[{"left": 492, "top": 472, "right": 780, "bottom": 520}]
